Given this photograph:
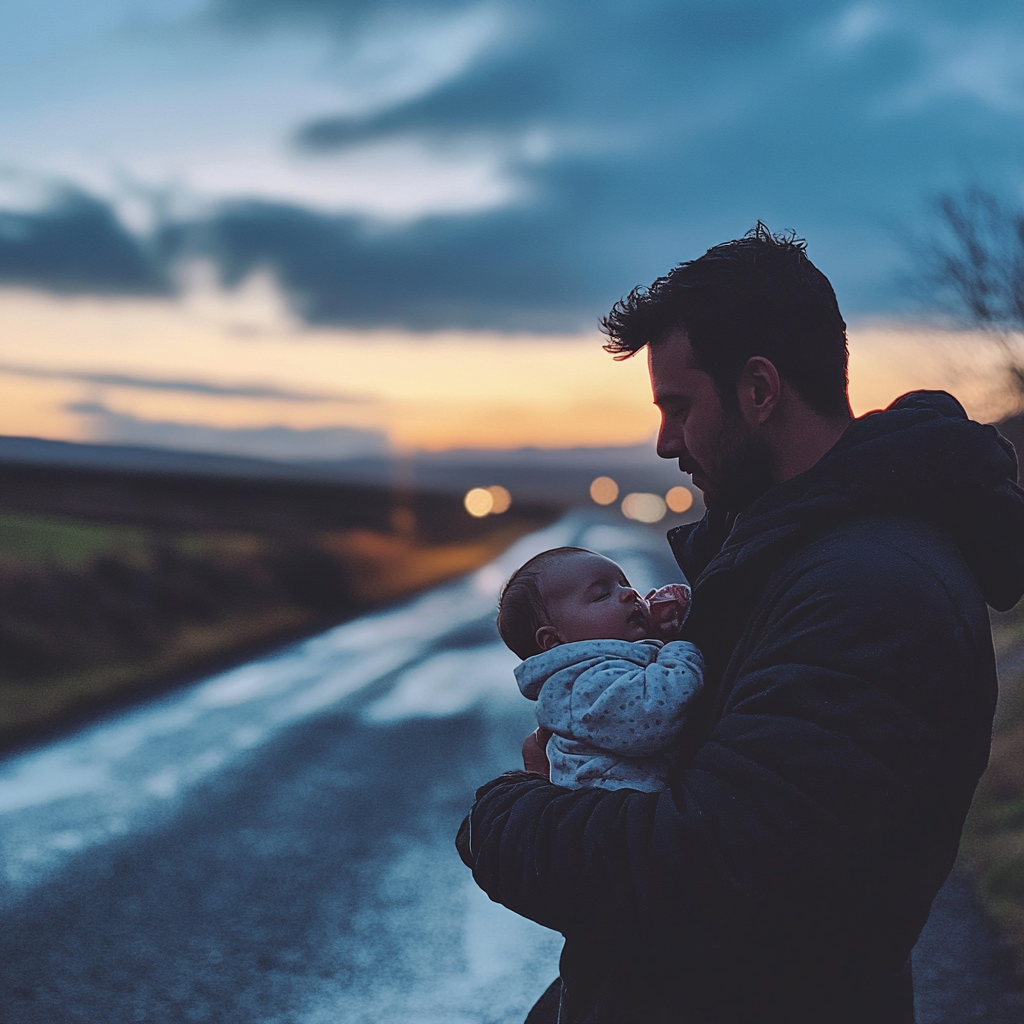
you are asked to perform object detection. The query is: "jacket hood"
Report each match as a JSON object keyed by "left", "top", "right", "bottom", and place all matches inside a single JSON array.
[{"left": 670, "top": 391, "right": 1024, "bottom": 611}]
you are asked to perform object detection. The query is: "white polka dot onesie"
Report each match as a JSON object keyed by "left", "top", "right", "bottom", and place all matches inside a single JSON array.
[{"left": 514, "top": 638, "right": 705, "bottom": 792}]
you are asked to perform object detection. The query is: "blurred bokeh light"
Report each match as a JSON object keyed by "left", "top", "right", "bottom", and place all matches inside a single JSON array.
[
  {"left": 487, "top": 485, "right": 512, "bottom": 514},
  {"left": 665, "top": 486, "right": 694, "bottom": 514},
  {"left": 590, "top": 476, "right": 619, "bottom": 505},
  {"left": 463, "top": 487, "right": 494, "bottom": 517},
  {"left": 621, "top": 492, "right": 667, "bottom": 524}
]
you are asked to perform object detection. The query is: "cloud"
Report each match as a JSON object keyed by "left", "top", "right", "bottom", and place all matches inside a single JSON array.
[
  {"left": 5, "top": 1, "right": 1024, "bottom": 328},
  {"left": 0, "top": 361, "right": 372, "bottom": 403},
  {"left": 211, "top": 0, "right": 470, "bottom": 33},
  {"left": 68, "top": 401, "right": 390, "bottom": 461},
  {"left": 162, "top": 199, "right": 609, "bottom": 330},
  {"left": 0, "top": 190, "right": 165, "bottom": 295},
  {"left": 291, "top": 2, "right": 813, "bottom": 151}
]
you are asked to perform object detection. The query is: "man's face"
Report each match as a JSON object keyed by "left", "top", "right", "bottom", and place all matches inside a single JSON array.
[
  {"left": 649, "top": 330, "right": 773, "bottom": 511},
  {"left": 539, "top": 552, "right": 651, "bottom": 645}
]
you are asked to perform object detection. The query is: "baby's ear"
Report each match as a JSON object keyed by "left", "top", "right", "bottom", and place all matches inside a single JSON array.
[{"left": 535, "top": 625, "right": 562, "bottom": 652}]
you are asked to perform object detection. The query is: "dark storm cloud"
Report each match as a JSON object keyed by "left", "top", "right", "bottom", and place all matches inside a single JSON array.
[
  {"left": 6, "top": 1, "right": 1024, "bottom": 329},
  {"left": 294, "top": 0, "right": 824, "bottom": 150},
  {"left": 162, "top": 200, "right": 608, "bottom": 331},
  {"left": 0, "top": 191, "right": 166, "bottom": 294},
  {"left": 206, "top": 0, "right": 1024, "bottom": 326}
]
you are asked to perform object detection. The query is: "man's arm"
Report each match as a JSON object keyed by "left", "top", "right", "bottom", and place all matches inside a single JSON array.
[{"left": 461, "top": 532, "right": 991, "bottom": 944}]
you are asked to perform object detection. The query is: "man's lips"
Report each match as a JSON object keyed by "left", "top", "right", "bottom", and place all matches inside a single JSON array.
[{"left": 678, "top": 460, "right": 703, "bottom": 482}]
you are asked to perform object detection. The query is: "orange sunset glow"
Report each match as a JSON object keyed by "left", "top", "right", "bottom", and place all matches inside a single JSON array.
[{"left": 0, "top": 279, "right": 1011, "bottom": 458}]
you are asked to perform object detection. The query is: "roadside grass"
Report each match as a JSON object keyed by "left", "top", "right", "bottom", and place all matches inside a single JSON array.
[
  {"left": 0, "top": 507, "right": 552, "bottom": 743},
  {"left": 961, "top": 598, "right": 1024, "bottom": 974},
  {"left": 0, "top": 510, "right": 151, "bottom": 566}
]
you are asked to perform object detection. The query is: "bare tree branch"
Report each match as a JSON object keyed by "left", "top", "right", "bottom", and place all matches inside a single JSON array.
[{"left": 912, "top": 185, "right": 1024, "bottom": 413}]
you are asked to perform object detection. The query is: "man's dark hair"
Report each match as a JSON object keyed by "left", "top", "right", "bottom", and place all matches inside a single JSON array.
[
  {"left": 496, "top": 547, "right": 592, "bottom": 660},
  {"left": 601, "top": 223, "right": 849, "bottom": 416}
]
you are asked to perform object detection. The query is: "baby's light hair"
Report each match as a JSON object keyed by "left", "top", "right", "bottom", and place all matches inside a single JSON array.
[{"left": 496, "top": 547, "right": 594, "bottom": 659}]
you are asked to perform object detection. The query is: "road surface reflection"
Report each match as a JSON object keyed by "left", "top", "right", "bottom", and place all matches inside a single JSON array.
[{"left": 0, "top": 512, "right": 683, "bottom": 1024}]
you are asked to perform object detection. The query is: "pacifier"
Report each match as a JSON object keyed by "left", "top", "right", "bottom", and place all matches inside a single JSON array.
[{"left": 647, "top": 582, "right": 693, "bottom": 639}]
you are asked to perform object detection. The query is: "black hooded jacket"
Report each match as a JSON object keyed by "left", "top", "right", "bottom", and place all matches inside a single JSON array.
[{"left": 460, "top": 392, "right": 1024, "bottom": 1024}]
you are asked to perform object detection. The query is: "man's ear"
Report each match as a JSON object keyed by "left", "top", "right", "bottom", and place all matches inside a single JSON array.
[
  {"left": 535, "top": 625, "right": 562, "bottom": 651},
  {"left": 736, "top": 356, "right": 782, "bottom": 427}
]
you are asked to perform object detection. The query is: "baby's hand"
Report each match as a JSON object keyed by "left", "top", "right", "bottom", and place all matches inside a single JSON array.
[{"left": 646, "top": 583, "right": 692, "bottom": 640}]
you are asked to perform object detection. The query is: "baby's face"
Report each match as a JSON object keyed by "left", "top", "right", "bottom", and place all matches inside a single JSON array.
[{"left": 536, "top": 551, "right": 651, "bottom": 648}]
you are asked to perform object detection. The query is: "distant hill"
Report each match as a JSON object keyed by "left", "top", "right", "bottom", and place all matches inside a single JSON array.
[
  {"left": 0, "top": 433, "right": 567, "bottom": 746},
  {"left": 0, "top": 434, "right": 700, "bottom": 511}
]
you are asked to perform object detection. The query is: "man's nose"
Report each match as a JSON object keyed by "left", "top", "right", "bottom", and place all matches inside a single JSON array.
[{"left": 656, "top": 420, "right": 685, "bottom": 461}]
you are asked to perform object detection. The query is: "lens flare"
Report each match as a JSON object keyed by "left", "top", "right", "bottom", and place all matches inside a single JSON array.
[{"left": 590, "top": 476, "right": 619, "bottom": 505}]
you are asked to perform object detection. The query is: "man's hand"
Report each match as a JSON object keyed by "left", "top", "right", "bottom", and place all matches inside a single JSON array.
[{"left": 522, "top": 727, "right": 552, "bottom": 777}]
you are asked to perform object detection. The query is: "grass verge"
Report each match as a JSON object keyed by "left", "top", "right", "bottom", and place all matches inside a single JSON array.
[
  {"left": 0, "top": 506, "right": 553, "bottom": 746},
  {"left": 961, "top": 598, "right": 1024, "bottom": 974}
]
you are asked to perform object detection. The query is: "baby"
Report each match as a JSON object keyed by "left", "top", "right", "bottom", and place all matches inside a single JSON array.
[{"left": 497, "top": 546, "right": 704, "bottom": 793}]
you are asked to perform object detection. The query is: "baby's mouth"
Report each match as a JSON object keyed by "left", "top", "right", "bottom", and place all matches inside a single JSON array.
[{"left": 627, "top": 606, "right": 649, "bottom": 628}]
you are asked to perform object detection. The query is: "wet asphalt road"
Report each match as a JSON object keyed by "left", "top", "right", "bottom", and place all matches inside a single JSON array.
[{"left": 0, "top": 513, "right": 1019, "bottom": 1023}]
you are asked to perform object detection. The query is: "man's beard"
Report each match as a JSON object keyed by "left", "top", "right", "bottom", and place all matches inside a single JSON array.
[{"left": 701, "top": 417, "right": 774, "bottom": 513}]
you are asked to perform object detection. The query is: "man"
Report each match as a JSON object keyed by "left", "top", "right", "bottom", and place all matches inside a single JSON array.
[{"left": 457, "top": 225, "right": 1024, "bottom": 1023}]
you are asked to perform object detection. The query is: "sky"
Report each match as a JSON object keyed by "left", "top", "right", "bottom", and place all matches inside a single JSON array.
[{"left": 2, "top": 0, "right": 1023, "bottom": 457}]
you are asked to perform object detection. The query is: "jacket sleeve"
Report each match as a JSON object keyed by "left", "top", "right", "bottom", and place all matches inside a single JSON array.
[
  {"left": 463, "top": 530, "right": 992, "bottom": 943},
  {"left": 536, "top": 641, "right": 704, "bottom": 756}
]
